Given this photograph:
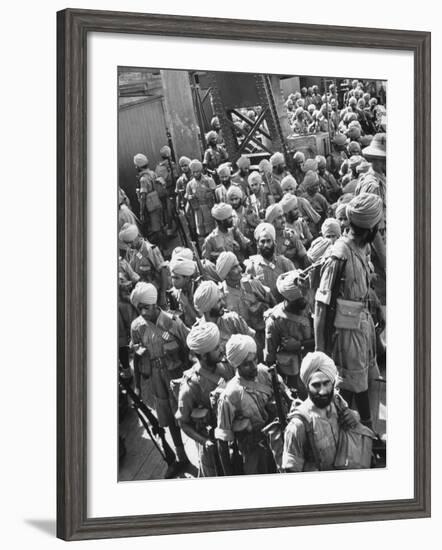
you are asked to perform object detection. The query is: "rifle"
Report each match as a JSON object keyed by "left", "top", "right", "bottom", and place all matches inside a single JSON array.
[
  {"left": 119, "top": 375, "right": 176, "bottom": 466},
  {"left": 324, "top": 257, "right": 347, "bottom": 354},
  {"left": 268, "top": 365, "right": 287, "bottom": 431}
]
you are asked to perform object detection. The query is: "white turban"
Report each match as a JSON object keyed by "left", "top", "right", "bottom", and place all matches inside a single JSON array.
[
  {"left": 118, "top": 223, "right": 139, "bottom": 243},
  {"left": 206, "top": 130, "right": 218, "bottom": 141},
  {"left": 254, "top": 222, "right": 276, "bottom": 242},
  {"left": 265, "top": 203, "right": 284, "bottom": 224},
  {"left": 160, "top": 145, "right": 171, "bottom": 158},
  {"left": 217, "top": 163, "right": 231, "bottom": 177},
  {"left": 302, "top": 170, "right": 319, "bottom": 191},
  {"left": 335, "top": 202, "right": 348, "bottom": 219},
  {"left": 216, "top": 251, "right": 238, "bottom": 281},
  {"left": 169, "top": 256, "right": 196, "bottom": 277},
  {"left": 280, "top": 193, "right": 298, "bottom": 213},
  {"left": 280, "top": 175, "right": 297, "bottom": 192},
  {"left": 186, "top": 322, "right": 220, "bottom": 354},
  {"left": 130, "top": 282, "right": 158, "bottom": 308},
  {"left": 179, "top": 156, "right": 191, "bottom": 166},
  {"left": 270, "top": 152, "right": 285, "bottom": 167},
  {"left": 226, "top": 334, "right": 257, "bottom": 368},
  {"left": 302, "top": 158, "right": 318, "bottom": 173},
  {"left": 346, "top": 192, "right": 383, "bottom": 229},
  {"left": 212, "top": 202, "right": 233, "bottom": 221},
  {"left": 276, "top": 271, "right": 303, "bottom": 301},
  {"left": 189, "top": 159, "right": 203, "bottom": 171},
  {"left": 133, "top": 153, "right": 148, "bottom": 167},
  {"left": 193, "top": 281, "right": 221, "bottom": 314},
  {"left": 226, "top": 185, "right": 243, "bottom": 200},
  {"left": 248, "top": 171, "right": 262, "bottom": 186},
  {"left": 171, "top": 247, "right": 193, "bottom": 260},
  {"left": 321, "top": 218, "right": 341, "bottom": 238},
  {"left": 237, "top": 155, "right": 251, "bottom": 170},
  {"left": 259, "top": 159, "right": 272, "bottom": 175},
  {"left": 300, "top": 351, "right": 338, "bottom": 387},
  {"left": 293, "top": 151, "right": 305, "bottom": 164}
]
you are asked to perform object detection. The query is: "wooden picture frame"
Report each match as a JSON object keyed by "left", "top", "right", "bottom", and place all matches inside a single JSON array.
[{"left": 57, "top": 8, "right": 431, "bottom": 541}]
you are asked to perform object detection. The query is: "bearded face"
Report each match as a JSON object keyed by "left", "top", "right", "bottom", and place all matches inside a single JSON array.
[
  {"left": 257, "top": 236, "right": 275, "bottom": 260},
  {"left": 308, "top": 372, "right": 335, "bottom": 409}
]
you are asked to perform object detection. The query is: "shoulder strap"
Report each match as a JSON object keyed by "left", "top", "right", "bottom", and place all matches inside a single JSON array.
[{"left": 291, "top": 411, "right": 322, "bottom": 471}]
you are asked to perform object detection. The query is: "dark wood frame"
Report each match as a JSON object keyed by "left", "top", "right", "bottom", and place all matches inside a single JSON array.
[{"left": 57, "top": 8, "right": 431, "bottom": 541}]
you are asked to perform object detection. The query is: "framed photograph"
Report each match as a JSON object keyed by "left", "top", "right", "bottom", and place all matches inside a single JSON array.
[{"left": 57, "top": 8, "right": 431, "bottom": 541}]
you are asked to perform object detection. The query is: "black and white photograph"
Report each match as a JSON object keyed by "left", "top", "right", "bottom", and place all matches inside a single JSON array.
[{"left": 117, "top": 67, "right": 387, "bottom": 481}]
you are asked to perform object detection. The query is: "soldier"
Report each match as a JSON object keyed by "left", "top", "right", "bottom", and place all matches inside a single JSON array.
[
  {"left": 226, "top": 185, "right": 260, "bottom": 242},
  {"left": 193, "top": 280, "right": 255, "bottom": 353},
  {"left": 264, "top": 271, "right": 314, "bottom": 391},
  {"left": 202, "top": 202, "right": 250, "bottom": 264},
  {"left": 203, "top": 130, "right": 228, "bottom": 173},
  {"left": 216, "top": 251, "right": 275, "bottom": 360},
  {"left": 215, "top": 335, "right": 285, "bottom": 475},
  {"left": 167, "top": 255, "right": 199, "bottom": 328},
  {"left": 280, "top": 193, "right": 313, "bottom": 249},
  {"left": 185, "top": 159, "right": 217, "bottom": 241},
  {"left": 248, "top": 171, "right": 270, "bottom": 214},
  {"left": 133, "top": 153, "right": 164, "bottom": 245},
  {"left": 326, "top": 133, "right": 348, "bottom": 179},
  {"left": 176, "top": 323, "right": 232, "bottom": 477},
  {"left": 265, "top": 203, "right": 309, "bottom": 269},
  {"left": 299, "top": 170, "right": 330, "bottom": 237},
  {"left": 118, "top": 249, "right": 139, "bottom": 378},
  {"left": 129, "top": 282, "right": 190, "bottom": 476},
  {"left": 316, "top": 155, "right": 342, "bottom": 204},
  {"left": 245, "top": 222, "right": 295, "bottom": 300},
  {"left": 292, "top": 152, "right": 305, "bottom": 186},
  {"left": 231, "top": 155, "right": 251, "bottom": 196},
  {"left": 215, "top": 163, "right": 230, "bottom": 203},
  {"left": 155, "top": 145, "right": 178, "bottom": 236},
  {"left": 280, "top": 174, "right": 298, "bottom": 196},
  {"left": 314, "top": 193, "right": 383, "bottom": 429},
  {"left": 307, "top": 218, "right": 342, "bottom": 264},
  {"left": 269, "top": 152, "right": 289, "bottom": 201},
  {"left": 119, "top": 223, "right": 169, "bottom": 308}
]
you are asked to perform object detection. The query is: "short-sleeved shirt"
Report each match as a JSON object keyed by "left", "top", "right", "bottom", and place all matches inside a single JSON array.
[
  {"left": 245, "top": 254, "right": 295, "bottom": 299},
  {"left": 202, "top": 226, "right": 250, "bottom": 263},
  {"left": 128, "top": 240, "right": 166, "bottom": 286}
]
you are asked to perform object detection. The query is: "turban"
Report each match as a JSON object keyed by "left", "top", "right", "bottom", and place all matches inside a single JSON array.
[
  {"left": 335, "top": 202, "right": 348, "bottom": 219},
  {"left": 169, "top": 256, "right": 196, "bottom": 277},
  {"left": 247, "top": 110, "right": 255, "bottom": 118},
  {"left": 369, "top": 98, "right": 378, "bottom": 106},
  {"left": 315, "top": 155, "right": 326, "bottom": 169},
  {"left": 300, "top": 351, "right": 338, "bottom": 387},
  {"left": 307, "top": 237, "right": 332, "bottom": 263},
  {"left": 216, "top": 251, "right": 238, "bottom": 281},
  {"left": 217, "top": 163, "right": 231, "bottom": 177},
  {"left": 259, "top": 159, "right": 273, "bottom": 175},
  {"left": 226, "top": 185, "right": 243, "bottom": 200},
  {"left": 133, "top": 153, "right": 148, "bottom": 167},
  {"left": 189, "top": 159, "right": 203, "bottom": 171},
  {"left": 160, "top": 145, "right": 171, "bottom": 158},
  {"left": 193, "top": 281, "right": 221, "bottom": 314},
  {"left": 212, "top": 202, "right": 233, "bottom": 221},
  {"left": 348, "top": 97, "right": 358, "bottom": 106},
  {"left": 179, "top": 156, "right": 191, "bottom": 166},
  {"left": 248, "top": 171, "right": 262, "bottom": 186},
  {"left": 280, "top": 193, "right": 298, "bottom": 213},
  {"left": 211, "top": 116, "right": 220, "bottom": 127},
  {"left": 281, "top": 175, "right": 297, "bottom": 192},
  {"left": 172, "top": 246, "right": 193, "bottom": 260},
  {"left": 206, "top": 130, "right": 218, "bottom": 141},
  {"left": 293, "top": 151, "right": 305, "bottom": 164},
  {"left": 303, "top": 170, "right": 319, "bottom": 190},
  {"left": 254, "top": 222, "right": 276, "bottom": 242},
  {"left": 265, "top": 203, "right": 284, "bottom": 224},
  {"left": 119, "top": 223, "right": 139, "bottom": 243},
  {"left": 201, "top": 259, "right": 221, "bottom": 283},
  {"left": 347, "top": 141, "right": 361, "bottom": 156},
  {"left": 346, "top": 192, "right": 383, "bottom": 229},
  {"left": 270, "top": 152, "right": 285, "bottom": 167},
  {"left": 362, "top": 133, "right": 386, "bottom": 159},
  {"left": 348, "top": 155, "right": 363, "bottom": 170},
  {"left": 237, "top": 155, "right": 251, "bottom": 170},
  {"left": 294, "top": 107, "right": 304, "bottom": 117},
  {"left": 344, "top": 112, "right": 358, "bottom": 124},
  {"left": 347, "top": 126, "right": 361, "bottom": 140},
  {"left": 186, "top": 322, "right": 220, "bottom": 354},
  {"left": 321, "top": 218, "right": 341, "bottom": 238},
  {"left": 276, "top": 271, "right": 303, "bottom": 302},
  {"left": 130, "top": 282, "right": 157, "bottom": 308},
  {"left": 226, "top": 334, "right": 257, "bottom": 368},
  {"left": 356, "top": 160, "right": 372, "bottom": 174},
  {"left": 307, "top": 104, "right": 316, "bottom": 113},
  {"left": 359, "top": 135, "right": 373, "bottom": 148},
  {"left": 333, "top": 134, "right": 347, "bottom": 146}
]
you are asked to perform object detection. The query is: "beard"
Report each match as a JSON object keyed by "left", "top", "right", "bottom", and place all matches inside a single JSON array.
[
  {"left": 286, "top": 210, "right": 299, "bottom": 223},
  {"left": 258, "top": 243, "right": 275, "bottom": 260},
  {"left": 275, "top": 165, "right": 285, "bottom": 175},
  {"left": 219, "top": 219, "right": 233, "bottom": 231},
  {"left": 208, "top": 305, "right": 224, "bottom": 318},
  {"left": 309, "top": 390, "right": 334, "bottom": 409}
]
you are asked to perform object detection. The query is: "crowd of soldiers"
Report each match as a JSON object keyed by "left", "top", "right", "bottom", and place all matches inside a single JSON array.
[{"left": 118, "top": 78, "right": 387, "bottom": 479}]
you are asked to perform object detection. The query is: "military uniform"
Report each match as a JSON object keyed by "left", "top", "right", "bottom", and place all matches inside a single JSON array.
[
  {"left": 130, "top": 310, "right": 190, "bottom": 427},
  {"left": 231, "top": 172, "right": 249, "bottom": 196},
  {"left": 185, "top": 176, "right": 217, "bottom": 237},
  {"left": 167, "top": 286, "right": 198, "bottom": 328},
  {"left": 203, "top": 144, "right": 228, "bottom": 172},
  {"left": 176, "top": 361, "right": 231, "bottom": 476},
  {"left": 202, "top": 226, "right": 250, "bottom": 264},
  {"left": 137, "top": 168, "right": 164, "bottom": 239},
  {"left": 245, "top": 254, "right": 295, "bottom": 300},
  {"left": 274, "top": 227, "right": 309, "bottom": 268},
  {"left": 215, "top": 364, "right": 277, "bottom": 474},
  {"left": 264, "top": 303, "right": 313, "bottom": 378},
  {"left": 127, "top": 239, "right": 166, "bottom": 289}
]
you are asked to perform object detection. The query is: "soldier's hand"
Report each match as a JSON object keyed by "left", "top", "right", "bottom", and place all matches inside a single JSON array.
[
  {"left": 204, "top": 440, "right": 215, "bottom": 451},
  {"left": 339, "top": 408, "right": 359, "bottom": 429}
]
